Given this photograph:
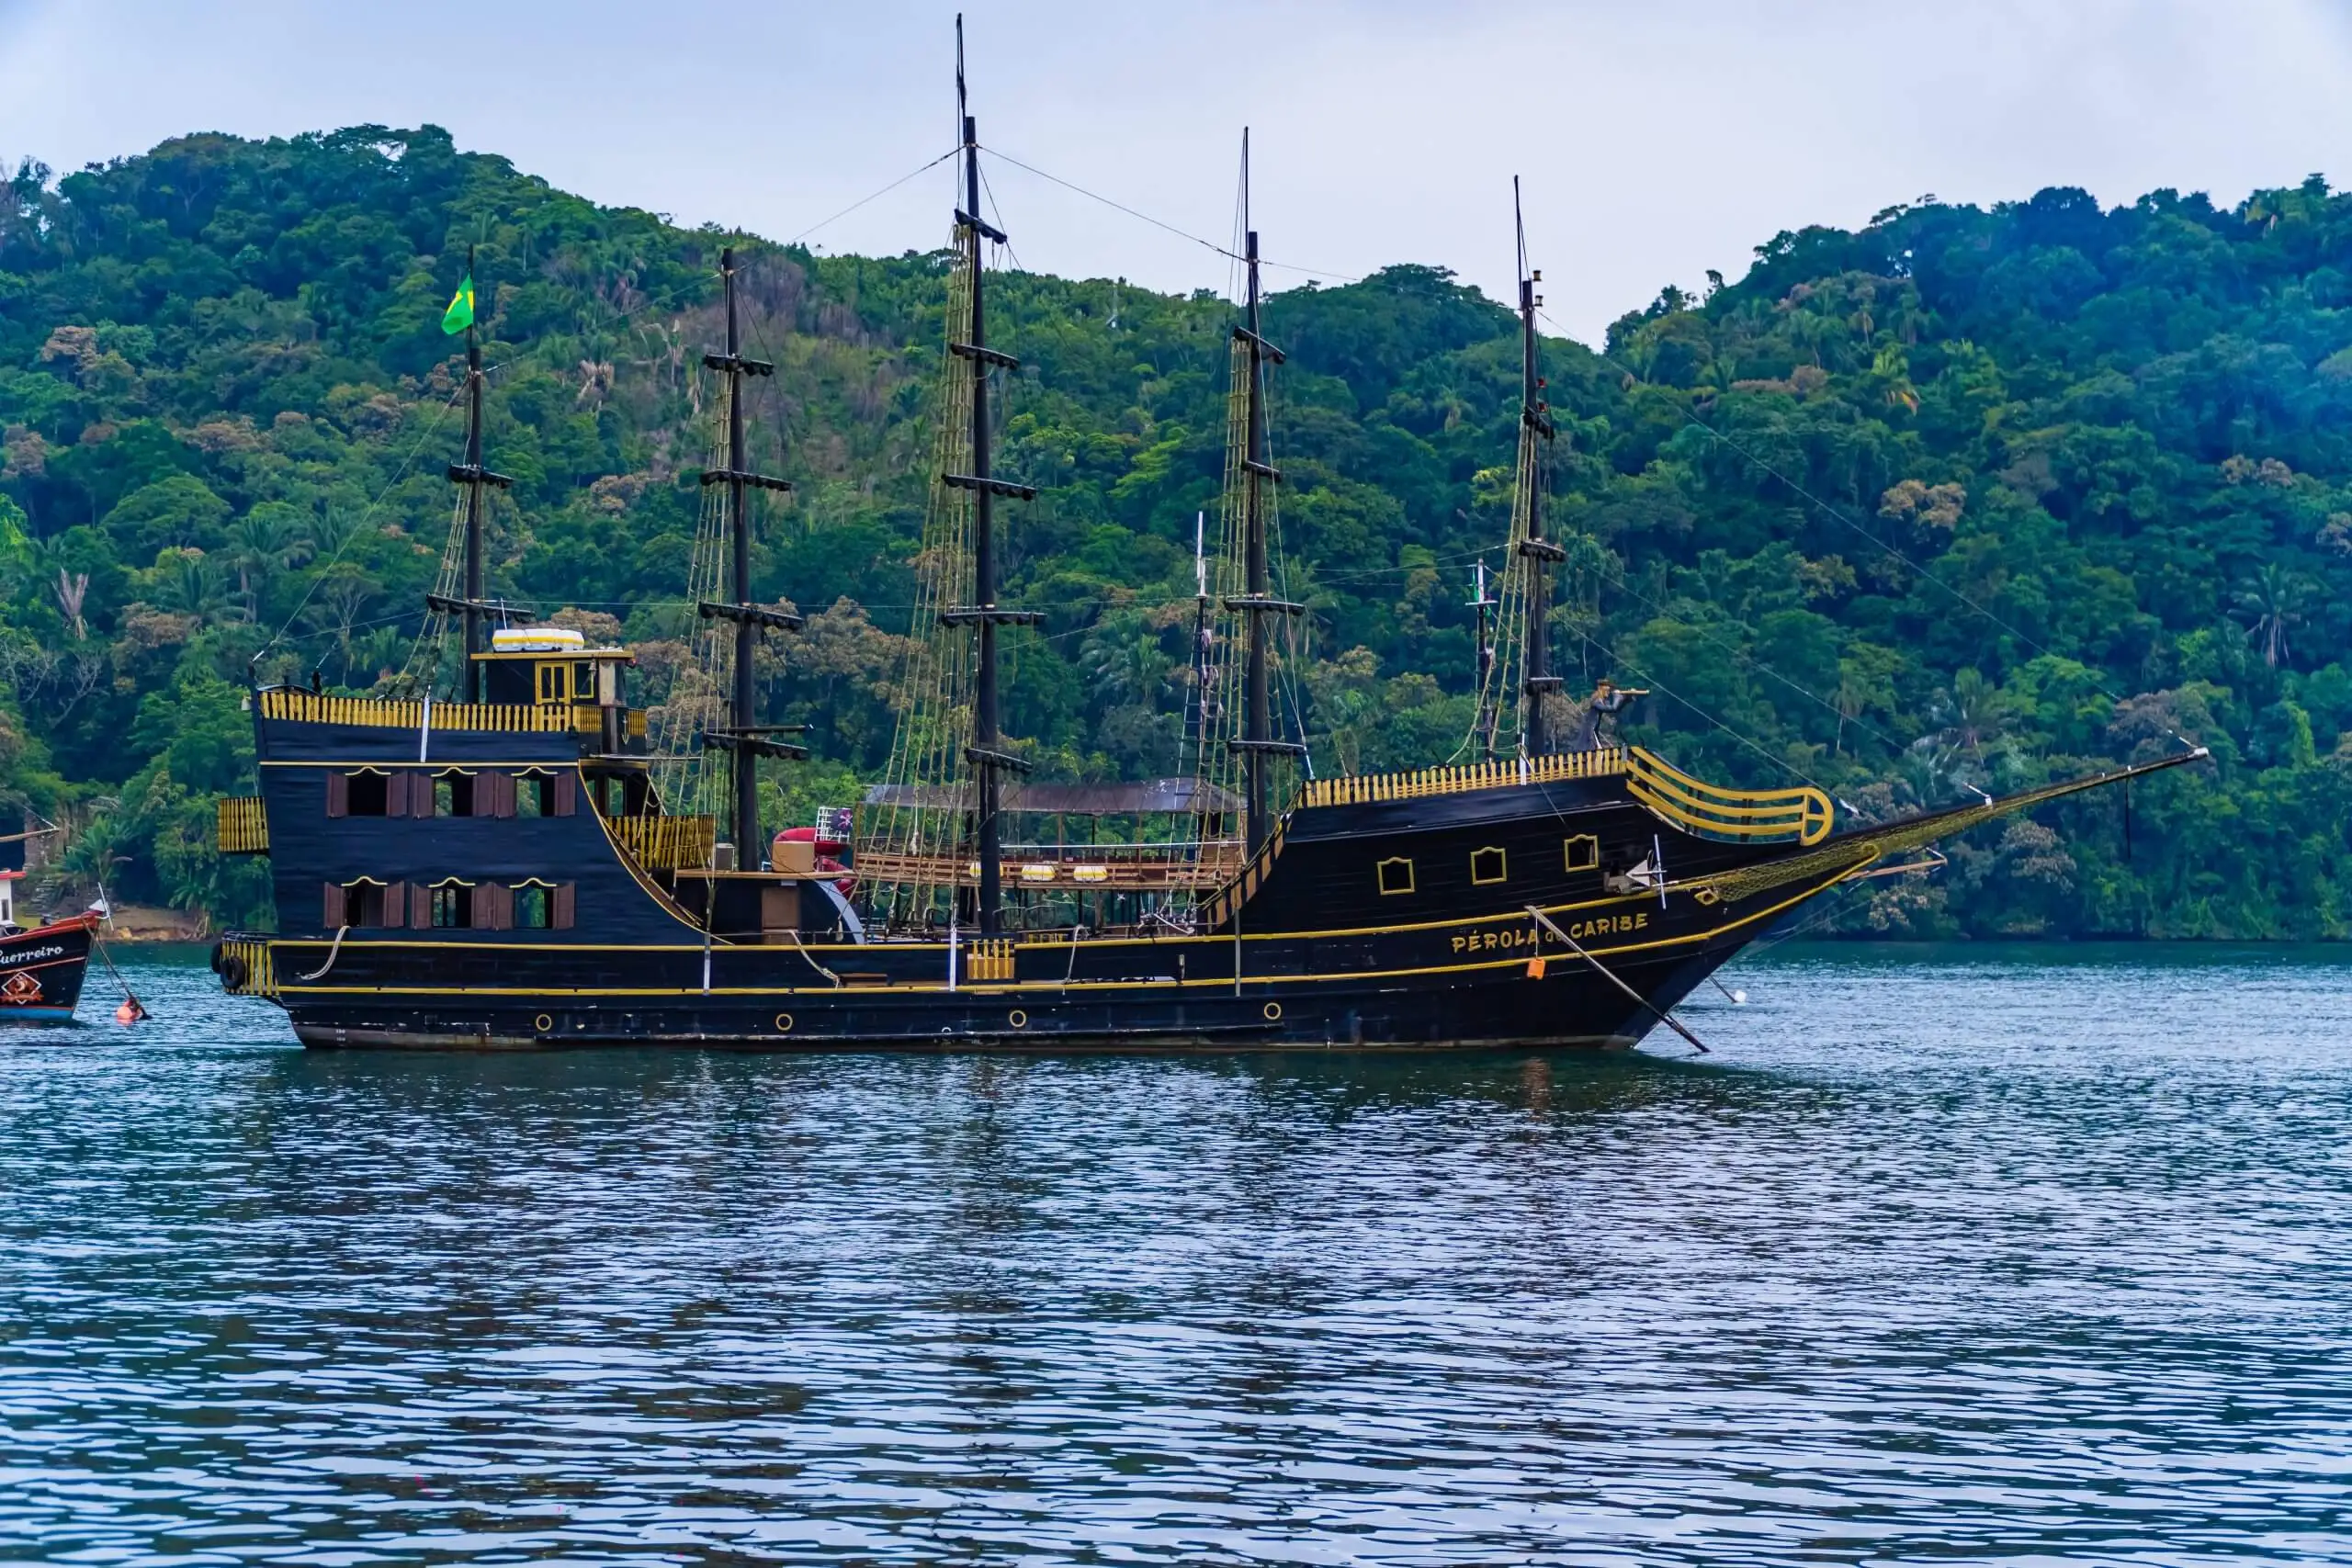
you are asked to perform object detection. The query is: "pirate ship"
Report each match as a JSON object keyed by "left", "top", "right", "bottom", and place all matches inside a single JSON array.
[{"left": 207, "top": 39, "right": 2199, "bottom": 1049}]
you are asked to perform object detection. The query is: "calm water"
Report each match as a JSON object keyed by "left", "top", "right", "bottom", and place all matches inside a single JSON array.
[{"left": 2, "top": 944, "right": 2349, "bottom": 1565}]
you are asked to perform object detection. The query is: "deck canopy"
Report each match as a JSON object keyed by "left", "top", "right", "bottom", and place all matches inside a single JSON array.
[{"left": 861, "top": 778, "right": 1241, "bottom": 817}]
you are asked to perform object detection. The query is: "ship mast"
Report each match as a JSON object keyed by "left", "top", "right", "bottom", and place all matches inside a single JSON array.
[
  {"left": 946, "top": 15, "right": 1039, "bottom": 933},
  {"left": 698, "top": 248, "right": 803, "bottom": 863},
  {"left": 1227, "top": 131, "right": 1304, "bottom": 853},
  {"left": 436, "top": 245, "right": 511, "bottom": 703},
  {"left": 1513, "top": 178, "right": 1564, "bottom": 755}
]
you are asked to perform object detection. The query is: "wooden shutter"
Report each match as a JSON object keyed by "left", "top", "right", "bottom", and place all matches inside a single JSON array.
[
  {"left": 322, "top": 882, "right": 345, "bottom": 928},
  {"left": 325, "top": 773, "right": 348, "bottom": 818},
  {"left": 416, "top": 774, "right": 438, "bottom": 818},
  {"left": 386, "top": 772, "right": 411, "bottom": 818},
  {"left": 381, "top": 881, "right": 407, "bottom": 928},
  {"left": 473, "top": 882, "right": 513, "bottom": 931},
  {"left": 411, "top": 883, "right": 432, "bottom": 928},
  {"left": 553, "top": 771, "right": 577, "bottom": 817},
  {"left": 552, "top": 882, "right": 575, "bottom": 930},
  {"left": 487, "top": 773, "right": 516, "bottom": 818}
]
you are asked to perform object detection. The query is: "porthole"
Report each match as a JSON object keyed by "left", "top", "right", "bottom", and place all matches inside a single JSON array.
[
  {"left": 1470, "top": 845, "right": 1509, "bottom": 886},
  {"left": 1262, "top": 1001, "right": 1283, "bottom": 1021},
  {"left": 534, "top": 1013, "right": 552, "bottom": 1033},
  {"left": 1009, "top": 1010, "right": 1028, "bottom": 1029},
  {"left": 775, "top": 1012, "right": 794, "bottom": 1033},
  {"left": 1375, "top": 856, "right": 1415, "bottom": 896}
]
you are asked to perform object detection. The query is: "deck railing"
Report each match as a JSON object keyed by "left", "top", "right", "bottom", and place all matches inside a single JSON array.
[
  {"left": 605, "top": 813, "right": 718, "bottom": 871},
  {"left": 215, "top": 795, "right": 270, "bottom": 854},
  {"left": 1625, "top": 747, "right": 1833, "bottom": 845},
  {"left": 258, "top": 687, "right": 582, "bottom": 734},
  {"left": 1298, "top": 748, "right": 1627, "bottom": 808}
]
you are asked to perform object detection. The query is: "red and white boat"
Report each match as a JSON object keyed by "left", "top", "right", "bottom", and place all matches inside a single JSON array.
[{"left": 0, "top": 872, "right": 99, "bottom": 1024}]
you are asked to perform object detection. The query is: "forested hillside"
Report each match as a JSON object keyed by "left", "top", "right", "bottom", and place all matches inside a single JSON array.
[{"left": 6, "top": 126, "right": 2352, "bottom": 937}]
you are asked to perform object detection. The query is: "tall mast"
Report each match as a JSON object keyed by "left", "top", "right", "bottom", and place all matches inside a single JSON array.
[
  {"left": 948, "top": 15, "right": 1039, "bottom": 933},
  {"left": 1514, "top": 177, "right": 1563, "bottom": 755},
  {"left": 698, "top": 248, "right": 803, "bottom": 863},
  {"left": 439, "top": 245, "right": 510, "bottom": 703},
  {"left": 1227, "top": 130, "right": 1303, "bottom": 854}
]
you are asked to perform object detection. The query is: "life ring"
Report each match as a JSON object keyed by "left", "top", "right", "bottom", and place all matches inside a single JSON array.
[
  {"left": 775, "top": 1012, "right": 793, "bottom": 1032},
  {"left": 1262, "top": 1001, "right": 1283, "bottom": 1021},
  {"left": 534, "top": 1013, "right": 553, "bottom": 1033},
  {"left": 1008, "top": 1009, "right": 1027, "bottom": 1029}
]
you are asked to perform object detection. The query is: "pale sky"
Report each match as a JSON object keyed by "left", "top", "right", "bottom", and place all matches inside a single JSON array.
[{"left": 6, "top": 0, "right": 2352, "bottom": 343}]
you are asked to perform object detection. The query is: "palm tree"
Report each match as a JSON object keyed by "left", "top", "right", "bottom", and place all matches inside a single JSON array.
[
  {"left": 2235, "top": 563, "right": 2309, "bottom": 670},
  {"left": 301, "top": 566, "right": 375, "bottom": 685},
  {"left": 1937, "top": 668, "right": 2012, "bottom": 759},
  {"left": 225, "top": 505, "right": 314, "bottom": 619},
  {"left": 1080, "top": 610, "right": 1173, "bottom": 709},
  {"left": 156, "top": 551, "right": 233, "bottom": 625}
]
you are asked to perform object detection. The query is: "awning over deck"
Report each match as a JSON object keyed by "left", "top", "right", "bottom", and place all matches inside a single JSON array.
[{"left": 862, "top": 777, "right": 1242, "bottom": 816}]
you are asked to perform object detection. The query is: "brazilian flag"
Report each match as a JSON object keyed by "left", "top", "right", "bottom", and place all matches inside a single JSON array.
[{"left": 441, "top": 273, "right": 475, "bottom": 335}]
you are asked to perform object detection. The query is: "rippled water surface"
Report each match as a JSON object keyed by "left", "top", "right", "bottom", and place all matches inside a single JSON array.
[{"left": 4, "top": 944, "right": 2350, "bottom": 1564}]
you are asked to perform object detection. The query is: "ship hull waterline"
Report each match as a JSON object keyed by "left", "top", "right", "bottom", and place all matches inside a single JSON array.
[{"left": 239, "top": 863, "right": 1857, "bottom": 1054}]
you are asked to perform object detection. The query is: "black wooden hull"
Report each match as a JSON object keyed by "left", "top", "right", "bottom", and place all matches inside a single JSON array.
[
  {"left": 217, "top": 701, "right": 2188, "bottom": 1052},
  {"left": 228, "top": 819, "right": 1849, "bottom": 1053},
  {"left": 0, "top": 915, "right": 97, "bottom": 1025}
]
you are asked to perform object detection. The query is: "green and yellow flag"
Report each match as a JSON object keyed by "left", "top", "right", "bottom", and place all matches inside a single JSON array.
[{"left": 441, "top": 272, "right": 475, "bottom": 335}]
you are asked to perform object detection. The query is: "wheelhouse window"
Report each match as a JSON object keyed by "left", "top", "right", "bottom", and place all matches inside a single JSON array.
[{"left": 427, "top": 879, "right": 473, "bottom": 929}]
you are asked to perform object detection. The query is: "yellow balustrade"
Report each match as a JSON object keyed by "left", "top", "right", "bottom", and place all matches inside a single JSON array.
[
  {"left": 964, "top": 938, "right": 1016, "bottom": 981},
  {"left": 1297, "top": 749, "right": 1628, "bottom": 808},
  {"left": 1292, "top": 743, "right": 1830, "bottom": 845},
  {"left": 215, "top": 795, "right": 270, "bottom": 854},
  {"left": 1625, "top": 747, "right": 1833, "bottom": 845},
  {"left": 258, "top": 687, "right": 580, "bottom": 733},
  {"left": 606, "top": 814, "right": 718, "bottom": 871}
]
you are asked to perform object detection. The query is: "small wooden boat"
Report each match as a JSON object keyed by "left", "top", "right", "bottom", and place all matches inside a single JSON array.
[{"left": 0, "top": 908, "right": 99, "bottom": 1024}]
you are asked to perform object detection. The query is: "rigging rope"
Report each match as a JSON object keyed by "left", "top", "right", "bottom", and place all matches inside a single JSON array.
[
  {"left": 982, "top": 145, "right": 1362, "bottom": 286},
  {"left": 254, "top": 381, "right": 466, "bottom": 663}
]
